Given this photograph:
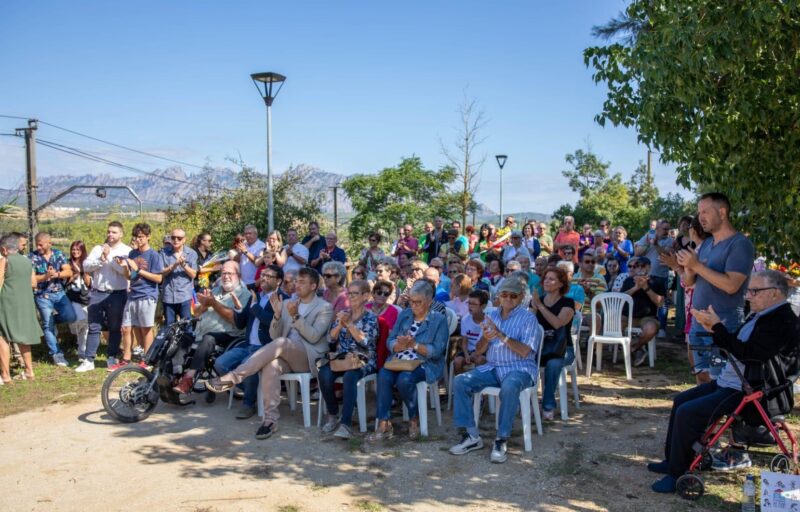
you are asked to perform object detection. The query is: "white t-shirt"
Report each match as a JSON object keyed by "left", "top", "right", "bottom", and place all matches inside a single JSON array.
[
  {"left": 283, "top": 243, "right": 309, "bottom": 273},
  {"left": 241, "top": 239, "right": 266, "bottom": 285},
  {"left": 460, "top": 314, "right": 483, "bottom": 352},
  {"left": 248, "top": 291, "right": 272, "bottom": 346}
]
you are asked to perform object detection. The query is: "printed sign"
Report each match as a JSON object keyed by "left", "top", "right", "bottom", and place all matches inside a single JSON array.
[{"left": 761, "top": 470, "right": 800, "bottom": 511}]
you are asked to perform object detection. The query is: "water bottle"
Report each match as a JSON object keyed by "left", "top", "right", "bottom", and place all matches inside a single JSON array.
[{"left": 741, "top": 474, "right": 756, "bottom": 512}]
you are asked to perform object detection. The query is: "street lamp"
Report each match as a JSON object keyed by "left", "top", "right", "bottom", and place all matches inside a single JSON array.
[
  {"left": 495, "top": 154, "right": 507, "bottom": 225},
  {"left": 251, "top": 71, "right": 286, "bottom": 232}
]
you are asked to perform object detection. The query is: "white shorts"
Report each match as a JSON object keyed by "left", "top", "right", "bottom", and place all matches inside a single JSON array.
[{"left": 122, "top": 297, "right": 157, "bottom": 328}]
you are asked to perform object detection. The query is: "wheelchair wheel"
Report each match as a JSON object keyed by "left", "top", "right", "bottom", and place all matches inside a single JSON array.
[
  {"left": 205, "top": 390, "right": 217, "bottom": 404},
  {"left": 101, "top": 366, "right": 158, "bottom": 423},
  {"left": 676, "top": 474, "right": 704, "bottom": 501},
  {"left": 770, "top": 453, "right": 792, "bottom": 473}
]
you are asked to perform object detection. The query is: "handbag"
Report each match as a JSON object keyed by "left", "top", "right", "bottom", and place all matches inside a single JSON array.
[
  {"left": 383, "top": 357, "right": 423, "bottom": 372},
  {"left": 329, "top": 351, "right": 367, "bottom": 372},
  {"left": 540, "top": 328, "right": 568, "bottom": 364},
  {"left": 66, "top": 274, "right": 90, "bottom": 305}
]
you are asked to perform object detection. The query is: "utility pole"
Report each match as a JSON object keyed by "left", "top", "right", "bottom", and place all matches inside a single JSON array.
[
  {"left": 17, "top": 119, "right": 38, "bottom": 249},
  {"left": 647, "top": 149, "right": 652, "bottom": 186},
  {"left": 330, "top": 186, "right": 339, "bottom": 234}
]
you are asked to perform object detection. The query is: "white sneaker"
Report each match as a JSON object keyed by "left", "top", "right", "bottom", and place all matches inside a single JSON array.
[
  {"left": 75, "top": 360, "right": 95, "bottom": 373},
  {"left": 490, "top": 439, "right": 508, "bottom": 463},
  {"left": 449, "top": 433, "right": 484, "bottom": 455},
  {"left": 333, "top": 423, "right": 353, "bottom": 439},
  {"left": 322, "top": 415, "right": 339, "bottom": 434},
  {"left": 53, "top": 353, "right": 69, "bottom": 367}
]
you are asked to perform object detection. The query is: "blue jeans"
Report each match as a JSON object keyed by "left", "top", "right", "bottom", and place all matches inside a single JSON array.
[
  {"left": 163, "top": 301, "right": 193, "bottom": 333},
  {"left": 86, "top": 289, "right": 128, "bottom": 360},
  {"left": 375, "top": 366, "right": 426, "bottom": 421},
  {"left": 689, "top": 312, "right": 743, "bottom": 377},
  {"left": 664, "top": 381, "right": 741, "bottom": 477},
  {"left": 318, "top": 364, "right": 372, "bottom": 424},
  {"left": 452, "top": 368, "right": 534, "bottom": 439},
  {"left": 542, "top": 346, "right": 575, "bottom": 412},
  {"left": 215, "top": 343, "right": 261, "bottom": 408},
  {"left": 34, "top": 290, "right": 77, "bottom": 356}
]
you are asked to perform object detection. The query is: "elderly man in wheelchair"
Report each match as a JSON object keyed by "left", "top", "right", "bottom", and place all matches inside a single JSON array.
[
  {"left": 648, "top": 269, "right": 800, "bottom": 495},
  {"left": 170, "top": 260, "right": 252, "bottom": 395}
]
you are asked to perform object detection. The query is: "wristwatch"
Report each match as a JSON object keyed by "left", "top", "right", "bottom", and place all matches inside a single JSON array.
[{"left": 293, "top": 314, "right": 300, "bottom": 321}]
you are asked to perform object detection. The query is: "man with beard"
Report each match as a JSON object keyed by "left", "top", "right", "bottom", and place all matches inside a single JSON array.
[{"left": 171, "top": 260, "right": 251, "bottom": 394}]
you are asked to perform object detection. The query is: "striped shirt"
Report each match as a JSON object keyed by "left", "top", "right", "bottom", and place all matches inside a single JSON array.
[{"left": 478, "top": 304, "right": 542, "bottom": 382}]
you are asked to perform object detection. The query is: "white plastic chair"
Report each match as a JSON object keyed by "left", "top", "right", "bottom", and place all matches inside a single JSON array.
[
  {"left": 401, "top": 380, "right": 442, "bottom": 437},
  {"left": 614, "top": 327, "right": 656, "bottom": 368},
  {"left": 279, "top": 372, "right": 313, "bottom": 427},
  {"left": 571, "top": 311, "right": 583, "bottom": 370},
  {"left": 227, "top": 379, "right": 265, "bottom": 418},
  {"left": 472, "top": 325, "right": 544, "bottom": 452},
  {"left": 316, "top": 372, "right": 377, "bottom": 433},
  {"left": 444, "top": 307, "right": 458, "bottom": 335},
  {"left": 585, "top": 293, "right": 634, "bottom": 380}
]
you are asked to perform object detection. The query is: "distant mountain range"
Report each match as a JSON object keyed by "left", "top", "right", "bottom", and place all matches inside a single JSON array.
[{"left": 0, "top": 165, "right": 549, "bottom": 223}]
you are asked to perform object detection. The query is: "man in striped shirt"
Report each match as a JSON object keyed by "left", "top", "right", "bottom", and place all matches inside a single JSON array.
[{"left": 449, "top": 277, "right": 542, "bottom": 463}]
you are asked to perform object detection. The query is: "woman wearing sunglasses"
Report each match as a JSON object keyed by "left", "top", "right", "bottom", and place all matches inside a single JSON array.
[
  {"left": 366, "top": 279, "right": 400, "bottom": 332},
  {"left": 321, "top": 261, "right": 350, "bottom": 315}
]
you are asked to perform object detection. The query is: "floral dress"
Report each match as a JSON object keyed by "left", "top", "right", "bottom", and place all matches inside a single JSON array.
[{"left": 332, "top": 310, "right": 379, "bottom": 374}]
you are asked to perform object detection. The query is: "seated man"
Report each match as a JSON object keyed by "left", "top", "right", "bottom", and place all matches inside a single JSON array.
[
  {"left": 572, "top": 249, "right": 607, "bottom": 332},
  {"left": 172, "top": 260, "right": 250, "bottom": 393},
  {"left": 449, "top": 278, "right": 542, "bottom": 464},
  {"left": 206, "top": 268, "right": 333, "bottom": 440},
  {"left": 620, "top": 257, "right": 666, "bottom": 367},
  {"left": 649, "top": 270, "right": 800, "bottom": 493},
  {"left": 214, "top": 264, "right": 289, "bottom": 419}
]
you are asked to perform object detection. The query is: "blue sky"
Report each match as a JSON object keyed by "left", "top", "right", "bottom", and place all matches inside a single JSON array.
[{"left": 0, "top": 0, "right": 686, "bottom": 214}]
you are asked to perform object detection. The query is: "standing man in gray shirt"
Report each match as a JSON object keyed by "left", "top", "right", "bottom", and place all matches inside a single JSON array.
[{"left": 160, "top": 228, "right": 198, "bottom": 329}]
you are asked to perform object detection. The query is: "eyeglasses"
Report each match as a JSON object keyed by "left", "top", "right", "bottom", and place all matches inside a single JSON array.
[
  {"left": 447, "top": 270, "right": 458, "bottom": 275},
  {"left": 263, "top": 274, "right": 279, "bottom": 279},
  {"left": 431, "top": 265, "right": 443, "bottom": 269},
  {"left": 629, "top": 264, "right": 643, "bottom": 269},
  {"left": 373, "top": 290, "right": 392, "bottom": 297},
  {"left": 171, "top": 236, "right": 184, "bottom": 240},
  {"left": 583, "top": 260, "right": 596, "bottom": 264},
  {"left": 498, "top": 292, "right": 520, "bottom": 299},
  {"left": 323, "top": 273, "right": 339, "bottom": 279},
  {"left": 468, "top": 302, "right": 482, "bottom": 307},
  {"left": 353, "top": 272, "right": 365, "bottom": 277},
  {"left": 347, "top": 291, "right": 362, "bottom": 297},
  {"left": 409, "top": 298, "right": 425, "bottom": 305},
  {"left": 746, "top": 287, "right": 777, "bottom": 296}
]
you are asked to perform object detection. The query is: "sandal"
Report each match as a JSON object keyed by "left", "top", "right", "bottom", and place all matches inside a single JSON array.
[
  {"left": 13, "top": 373, "right": 34, "bottom": 381},
  {"left": 367, "top": 421, "right": 394, "bottom": 442},
  {"left": 408, "top": 420, "right": 420, "bottom": 440}
]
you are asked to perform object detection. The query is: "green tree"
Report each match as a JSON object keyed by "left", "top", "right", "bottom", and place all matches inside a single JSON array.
[
  {"left": 341, "top": 157, "right": 460, "bottom": 248},
  {"left": 562, "top": 149, "right": 610, "bottom": 196},
  {"left": 585, "top": 0, "right": 800, "bottom": 259},
  {"left": 627, "top": 161, "right": 658, "bottom": 210},
  {"left": 166, "top": 162, "right": 322, "bottom": 248}
]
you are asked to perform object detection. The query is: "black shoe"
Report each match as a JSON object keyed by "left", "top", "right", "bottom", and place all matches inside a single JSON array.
[
  {"left": 235, "top": 405, "right": 257, "bottom": 420},
  {"left": 255, "top": 422, "right": 277, "bottom": 440},
  {"left": 647, "top": 460, "right": 669, "bottom": 474},
  {"left": 205, "top": 377, "right": 234, "bottom": 393}
]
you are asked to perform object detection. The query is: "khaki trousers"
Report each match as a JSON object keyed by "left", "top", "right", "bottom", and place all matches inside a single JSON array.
[{"left": 225, "top": 336, "right": 310, "bottom": 423}]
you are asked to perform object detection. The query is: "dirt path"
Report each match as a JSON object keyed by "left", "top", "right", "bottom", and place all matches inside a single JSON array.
[{"left": 0, "top": 345, "right": 740, "bottom": 511}]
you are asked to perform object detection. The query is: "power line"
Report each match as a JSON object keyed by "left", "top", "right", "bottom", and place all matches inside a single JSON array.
[
  {"left": 0, "top": 114, "right": 30, "bottom": 121},
  {"left": 35, "top": 138, "right": 233, "bottom": 191},
  {"left": 37, "top": 119, "right": 208, "bottom": 170}
]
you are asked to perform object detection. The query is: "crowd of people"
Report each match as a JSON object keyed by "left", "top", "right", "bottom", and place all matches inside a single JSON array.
[{"left": 0, "top": 192, "right": 798, "bottom": 491}]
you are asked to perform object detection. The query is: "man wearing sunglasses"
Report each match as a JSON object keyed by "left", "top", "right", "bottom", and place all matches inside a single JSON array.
[
  {"left": 160, "top": 228, "right": 198, "bottom": 330},
  {"left": 449, "top": 278, "right": 542, "bottom": 464},
  {"left": 620, "top": 257, "right": 666, "bottom": 367}
]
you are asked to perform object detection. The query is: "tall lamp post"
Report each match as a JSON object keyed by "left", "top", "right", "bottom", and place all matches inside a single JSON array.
[
  {"left": 251, "top": 72, "right": 286, "bottom": 232},
  {"left": 495, "top": 154, "right": 507, "bottom": 225}
]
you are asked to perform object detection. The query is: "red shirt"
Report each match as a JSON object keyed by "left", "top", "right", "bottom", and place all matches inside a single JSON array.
[{"left": 555, "top": 230, "right": 580, "bottom": 263}]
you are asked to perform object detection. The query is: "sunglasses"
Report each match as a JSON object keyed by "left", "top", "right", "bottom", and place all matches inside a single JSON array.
[
  {"left": 583, "top": 260, "right": 596, "bottom": 264},
  {"left": 447, "top": 270, "right": 458, "bottom": 275},
  {"left": 322, "top": 273, "right": 339, "bottom": 279},
  {"left": 498, "top": 292, "right": 520, "bottom": 299},
  {"left": 373, "top": 290, "right": 392, "bottom": 297},
  {"left": 630, "top": 264, "right": 644, "bottom": 269},
  {"left": 353, "top": 272, "right": 365, "bottom": 277},
  {"left": 431, "top": 265, "right": 443, "bottom": 269},
  {"left": 171, "top": 236, "right": 184, "bottom": 240},
  {"left": 262, "top": 274, "right": 279, "bottom": 279}
]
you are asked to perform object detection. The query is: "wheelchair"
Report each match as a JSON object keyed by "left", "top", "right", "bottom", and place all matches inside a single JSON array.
[{"left": 101, "top": 319, "right": 245, "bottom": 423}]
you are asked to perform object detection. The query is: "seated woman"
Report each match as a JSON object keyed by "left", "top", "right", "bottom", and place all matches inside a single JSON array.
[
  {"left": 529, "top": 266, "right": 576, "bottom": 420},
  {"left": 368, "top": 280, "right": 448, "bottom": 441},
  {"left": 366, "top": 279, "right": 400, "bottom": 331},
  {"left": 445, "top": 273, "right": 472, "bottom": 318},
  {"left": 318, "top": 279, "right": 379, "bottom": 439},
  {"left": 465, "top": 258, "right": 491, "bottom": 294},
  {"left": 321, "top": 261, "right": 349, "bottom": 314}
]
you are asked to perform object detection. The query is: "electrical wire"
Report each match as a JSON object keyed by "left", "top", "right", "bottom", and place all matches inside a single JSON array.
[
  {"left": 37, "top": 120, "right": 208, "bottom": 170},
  {"left": 0, "top": 114, "right": 30, "bottom": 121},
  {"left": 35, "top": 138, "right": 232, "bottom": 191}
]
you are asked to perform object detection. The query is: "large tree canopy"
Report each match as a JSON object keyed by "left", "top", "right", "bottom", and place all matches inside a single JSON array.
[
  {"left": 341, "top": 157, "right": 460, "bottom": 245},
  {"left": 585, "top": 1, "right": 800, "bottom": 260}
]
